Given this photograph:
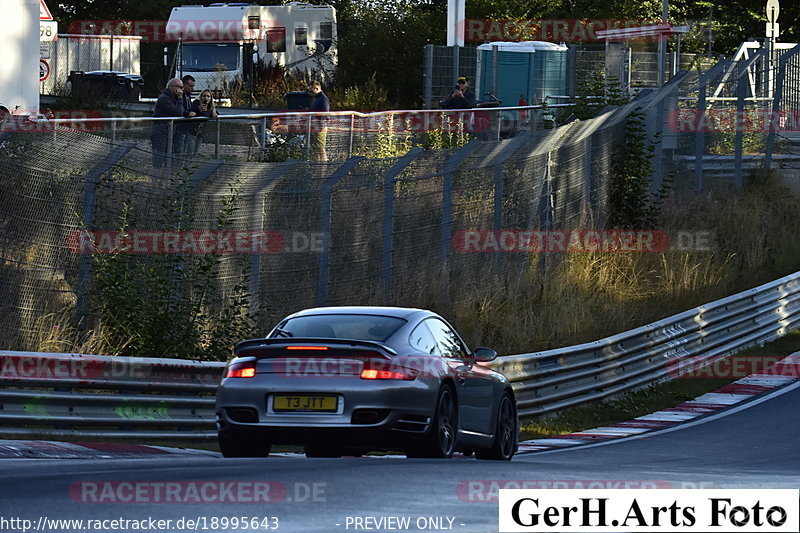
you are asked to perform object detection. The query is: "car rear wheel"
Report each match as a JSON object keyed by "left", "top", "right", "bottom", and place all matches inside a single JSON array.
[
  {"left": 406, "top": 385, "right": 457, "bottom": 458},
  {"left": 218, "top": 430, "right": 271, "bottom": 458},
  {"left": 476, "top": 393, "right": 517, "bottom": 461},
  {"left": 305, "top": 444, "right": 342, "bottom": 458}
]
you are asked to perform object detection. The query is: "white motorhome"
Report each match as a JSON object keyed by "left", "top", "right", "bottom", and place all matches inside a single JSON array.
[
  {"left": 167, "top": 2, "right": 337, "bottom": 94},
  {"left": 0, "top": 0, "right": 40, "bottom": 118}
]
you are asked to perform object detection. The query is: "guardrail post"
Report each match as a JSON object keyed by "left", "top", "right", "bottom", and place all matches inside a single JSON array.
[
  {"left": 76, "top": 142, "right": 136, "bottom": 329},
  {"left": 381, "top": 148, "right": 424, "bottom": 298},
  {"left": 316, "top": 157, "right": 365, "bottom": 306}
]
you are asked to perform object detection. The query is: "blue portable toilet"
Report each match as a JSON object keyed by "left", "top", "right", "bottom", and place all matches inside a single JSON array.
[{"left": 475, "top": 41, "right": 568, "bottom": 107}]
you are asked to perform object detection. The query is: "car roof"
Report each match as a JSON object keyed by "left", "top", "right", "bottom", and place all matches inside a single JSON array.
[{"left": 287, "top": 306, "right": 432, "bottom": 320}]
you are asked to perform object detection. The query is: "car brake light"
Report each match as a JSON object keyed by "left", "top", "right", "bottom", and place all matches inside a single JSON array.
[
  {"left": 226, "top": 362, "right": 256, "bottom": 378},
  {"left": 360, "top": 368, "right": 416, "bottom": 380},
  {"left": 286, "top": 346, "right": 328, "bottom": 351}
]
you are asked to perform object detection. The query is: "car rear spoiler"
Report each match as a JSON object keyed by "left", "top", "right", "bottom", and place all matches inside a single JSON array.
[{"left": 233, "top": 338, "right": 398, "bottom": 357}]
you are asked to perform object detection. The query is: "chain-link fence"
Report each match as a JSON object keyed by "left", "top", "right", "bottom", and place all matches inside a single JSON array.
[
  {"left": 674, "top": 43, "right": 800, "bottom": 191},
  {"left": 0, "top": 81, "right": 689, "bottom": 353},
  {"left": 423, "top": 43, "right": 712, "bottom": 108}
]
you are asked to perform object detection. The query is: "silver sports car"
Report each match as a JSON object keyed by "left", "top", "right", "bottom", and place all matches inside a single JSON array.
[{"left": 216, "top": 306, "right": 518, "bottom": 459}]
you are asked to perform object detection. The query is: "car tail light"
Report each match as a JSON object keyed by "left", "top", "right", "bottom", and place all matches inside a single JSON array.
[
  {"left": 360, "top": 367, "right": 417, "bottom": 380},
  {"left": 286, "top": 346, "right": 328, "bottom": 351},
  {"left": 226, "top": 361, "right": 256, "bottom": 378}
]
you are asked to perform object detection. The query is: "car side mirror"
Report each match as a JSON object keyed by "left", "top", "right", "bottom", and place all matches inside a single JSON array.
[{"left": 473, "top": 347, "right": 497, "bottom": 362}]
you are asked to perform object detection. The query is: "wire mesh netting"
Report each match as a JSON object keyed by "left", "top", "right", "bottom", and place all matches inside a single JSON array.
[{"left": 0, "top": 74, "right": 720, "bottom": 354}]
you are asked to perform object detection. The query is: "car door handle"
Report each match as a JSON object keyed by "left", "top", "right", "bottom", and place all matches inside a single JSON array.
[{"left": 457, "top": 376, "right": 466, "bottom": 384}]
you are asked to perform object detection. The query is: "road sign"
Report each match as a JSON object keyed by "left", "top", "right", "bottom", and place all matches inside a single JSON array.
[
  {"left": 40, "top": 59, "right": 50, "bottom": 82},
  {"left": 766, "top": 0, "right": 779, "bottom": 24},
  {"left": 40, "top": 20, "right": 57, "bottom": 41},
  {"left": 766, "top": 0, "right": 780, "bottom": 38},
  {"left": 39, "top": 0, "right": 53, "bottom": 21}
]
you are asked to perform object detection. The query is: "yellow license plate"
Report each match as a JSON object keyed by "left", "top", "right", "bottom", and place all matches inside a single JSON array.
[{"left": 272, "top": 395, "right": 338, "bottom": 412}]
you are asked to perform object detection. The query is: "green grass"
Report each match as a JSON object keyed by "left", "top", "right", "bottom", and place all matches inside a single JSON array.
[{"left": 520, "top": 329, "right": 800, "bottom": 440}]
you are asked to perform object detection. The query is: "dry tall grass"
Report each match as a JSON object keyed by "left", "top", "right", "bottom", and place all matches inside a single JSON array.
[
  {"left": 443, "top": 174, "right": 800, "bottom": 354},
  {"left": 30, "top": 174, "right": 800, "bottom": 358}
]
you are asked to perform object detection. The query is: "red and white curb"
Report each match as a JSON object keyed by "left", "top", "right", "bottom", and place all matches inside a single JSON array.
[
  {"left": 516, "top": 354, "right": 800, "bottom": 454},
  {"left": 2, "top": 355, "right": 797, "bottom": 459}
]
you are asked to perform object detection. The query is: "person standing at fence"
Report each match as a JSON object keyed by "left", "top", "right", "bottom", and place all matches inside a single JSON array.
[
  {"left": 442, "top": 76, "right": 475, "bottom": 109},
  {"left": 150, "top": 78, "right": 195, "bottom": 168},
  {"left": 189, "top": 89, "right": 219, "bottom": 155},
  {"left": 308, "top": 81, "right": 330, "bottom": 162},
  {"left": 176, "top": 75, "right": 197, "bottom": 157}
]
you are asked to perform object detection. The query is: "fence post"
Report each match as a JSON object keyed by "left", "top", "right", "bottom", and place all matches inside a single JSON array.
[
  {"left": 214, "top": 119, "right": 220, "bottom": 159},
  {"left": 491, "top": 133, "right": 529, "bottom": 266},
  {"left": 260, "top": 116, "right": 268, "bottom": 161},
  {"left": 694, "top": 79, "right": 707, "bottom": 193},
  {"left": 305, "top": 114, "right": 312, "bottom": 159},
  {"left": 424, "top": 45, "right": 434, "bottom": 109},
  {"left": 734, "top": 61, "right": 746, "bottom": 189},
  {"left": 536, "top": 153, "right": 555, "bottom": 274},
  {"left": 694, "top": 59, "right": 729, "bottom": 193},
  {"left": 166, "top": 119, "right": 174, "bottom": 174},
  {"left": 441, "top": 141, "right": 482, "bottom": 261},
  {"left": 766, "top": 47, "right": 799, "bottom": 169},
  {"left": 75, "top": 143, "right": 136, "bottom": 329},
  {"left": 381, "top": 148, "right": 424, "bottom": 298},
  {"left": 249, "top": 161, "right": 298, "bottom": 315},
  {"left": 566, "top": 45, "right": 577, "bottom": 97},
  {"left": 316, "top": 157, "right": 365, "bottom": 306},
  {"left": 348, "top": 113, "right": 355, "bottom": 159}
]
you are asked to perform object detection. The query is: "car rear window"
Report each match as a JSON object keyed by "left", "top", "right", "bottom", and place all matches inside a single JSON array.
[{"left": 274, "top": 314, "right": 406, "bottom": 342}]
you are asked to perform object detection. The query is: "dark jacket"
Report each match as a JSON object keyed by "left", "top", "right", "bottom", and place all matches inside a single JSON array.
[
  {"left": 310, "top": 92, "right": 330, "bottom": 112},
  {"left": 151, "top": 88, "right": 186, "bottom": 138},
  {"left": 442, "top": 88, "right": 476, "bottom": 109},
  {"left": 189, "top": 99, "right": 215, "bottom": 136}
]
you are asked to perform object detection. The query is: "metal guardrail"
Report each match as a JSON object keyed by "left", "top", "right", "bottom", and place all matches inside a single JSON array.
[
  {"left": 1, "top": 270, "right": 798, "bottom": 440},
  {"left": 489, "top": 270, "right": 800, "bottom": 418},
  {"left": 0, "top": 353, "right": 223, "bottom": 440}
]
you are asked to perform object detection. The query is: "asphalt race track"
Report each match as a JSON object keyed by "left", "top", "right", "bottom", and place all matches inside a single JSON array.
[{"left": 1, "top": 382, "right": 798, "bottom": 533}]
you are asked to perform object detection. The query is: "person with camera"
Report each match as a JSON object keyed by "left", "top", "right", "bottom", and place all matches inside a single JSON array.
[
  {"left": 188, "top": 89, "right": 219, "bottom": 156},
  {"left": 442, "top": 76, "right": 476, "bottom": 109}
]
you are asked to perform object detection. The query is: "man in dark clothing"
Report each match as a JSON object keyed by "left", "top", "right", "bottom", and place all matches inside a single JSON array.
[
  {"left": 176, "top": 75, "right": 196, "bottom": 157},
  {"left": 442, "top": 76, "right": 476, "bottom": 109},
  {"left": 308, "top": 81, "right": 330, "bottom": 162},
  {"left": 150, "top": 77, "right": 195, "bottom": 168}
]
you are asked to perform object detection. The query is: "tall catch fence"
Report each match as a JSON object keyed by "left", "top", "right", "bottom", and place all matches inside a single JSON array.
[
  {"left": 0, "top": 79, "right": 681, "bottom": 354},
  {"left": 675, "top": 42, "right": 800, "bottom": 190},
  {"left": 423, "top": 43, "right": 709, "bottom": 108}
]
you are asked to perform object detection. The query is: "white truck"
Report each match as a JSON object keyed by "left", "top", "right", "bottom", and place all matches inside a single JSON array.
[
  {"left": 166, "top": 2, "right": 337, "bottom": 94},
  {"left": 0, "top": 0, "right": 41, "bottom": 118}
]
